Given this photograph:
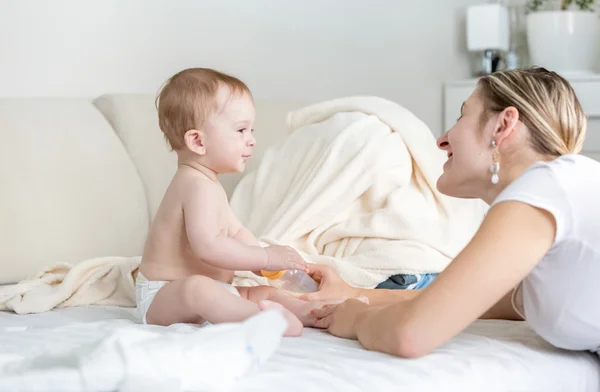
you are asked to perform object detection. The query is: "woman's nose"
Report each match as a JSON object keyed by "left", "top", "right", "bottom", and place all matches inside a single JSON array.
[{"left": 437, "top": 131, "right": 449, "bottom": 150}]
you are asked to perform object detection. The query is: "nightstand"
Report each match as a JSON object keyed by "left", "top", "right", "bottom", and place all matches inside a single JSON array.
[{"left": 443, "top": 74, "right": 600, "bottom": 162}]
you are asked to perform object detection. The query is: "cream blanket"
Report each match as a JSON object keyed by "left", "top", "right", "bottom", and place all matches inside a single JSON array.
[
  {"left": 0, "top": 256, "right": 139, "bottom": 314},
  {"left": 232, "top": 96, "right": 486, "bottom": 288}
]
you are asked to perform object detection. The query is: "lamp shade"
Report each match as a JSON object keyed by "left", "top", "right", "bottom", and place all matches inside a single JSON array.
[{"left": 467, "top": 4, "right": 510, "bottom": 51}]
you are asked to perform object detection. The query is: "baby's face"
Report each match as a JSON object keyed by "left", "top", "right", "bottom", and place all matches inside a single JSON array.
[{"left": 204, "top": 88, "right": 256, "bottom": 174}]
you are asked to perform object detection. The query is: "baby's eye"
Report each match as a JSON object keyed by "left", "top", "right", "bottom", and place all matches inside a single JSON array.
[{"left": 237, "top": 128, "right": 245, "bottom": 133}]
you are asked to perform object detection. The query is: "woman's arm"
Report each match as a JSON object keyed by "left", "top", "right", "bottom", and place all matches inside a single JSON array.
[
  {"left": 480, "top": 288, "right": 523, "bottom": 321},
  {"left": 359, "top": 287, "right": 521, "bottom": 318},
  {"left": 356, "top": 287, "right": 420, "bottom": 306},
  {"left": 300, "top": 264, "right": 421, "bottom": 304},
  {"left": 353, "top": 200, "right": 555, "bottom": 358},
  {"left": 302, "top": 263, "right": 521, "bottom": 314}
]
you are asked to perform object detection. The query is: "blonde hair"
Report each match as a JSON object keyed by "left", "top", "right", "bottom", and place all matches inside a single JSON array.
[
  {"left": 155, "top": 68, "right": 252, "bottom": 150},
  {"left": 478, "top": 67, "right": 586, "bottom": 156}
]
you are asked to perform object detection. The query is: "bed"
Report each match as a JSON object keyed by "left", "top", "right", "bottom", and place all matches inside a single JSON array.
[
  {"left": 1, "top": 305, "right": 599, "bottom": 391},
  {"left": 1, "top": 95, "right": 598, "bottom": 391}
]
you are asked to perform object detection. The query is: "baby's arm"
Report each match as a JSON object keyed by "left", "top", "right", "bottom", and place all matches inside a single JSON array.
[
  {"left": 183, "top": 181, "right": 267, "bottom": 270},
  {"left": 228, "top": 209, "right": 260, "bottom": 246},
  {"left": 228, "top": 209, "right": 264, "bottom": 276},
  {"left": 183, "top": 180, "right": 306, "bottom": 272}
]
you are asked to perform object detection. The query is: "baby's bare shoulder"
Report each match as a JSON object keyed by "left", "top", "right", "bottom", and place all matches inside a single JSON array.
[{"left": 176, "top": 171, "right": 227, "bottom": 207}]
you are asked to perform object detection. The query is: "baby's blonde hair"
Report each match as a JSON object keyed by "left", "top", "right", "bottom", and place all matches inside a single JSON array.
[
  {"left": 478, "top": 67, "right": 586, "bottom": 156},
  {"left": 155, "top": 68, "right": 252, "bottom": 150}
]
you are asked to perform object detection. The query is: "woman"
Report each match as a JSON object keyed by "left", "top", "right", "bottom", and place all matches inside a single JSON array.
[{"left": 303, "top": 67, "right": 600, "bottom": 358}]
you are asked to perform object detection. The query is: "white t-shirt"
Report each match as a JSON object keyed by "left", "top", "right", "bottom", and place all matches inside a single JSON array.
[{"left": 491, "top": 154, "right": 600, "bottom": 353}]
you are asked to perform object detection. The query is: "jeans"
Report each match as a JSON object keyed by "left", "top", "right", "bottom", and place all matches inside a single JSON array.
[{"left": 375, "top": 273, "right": 438, "bottom": 290}]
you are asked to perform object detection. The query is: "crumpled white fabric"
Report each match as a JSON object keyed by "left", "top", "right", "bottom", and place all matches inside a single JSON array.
[{"left": 0, "top": 310, "right": 287, "bottom": 392}]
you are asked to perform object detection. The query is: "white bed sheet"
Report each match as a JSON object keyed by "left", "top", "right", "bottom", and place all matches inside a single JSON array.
[{"left": 1, "top": 305, "right": 599, "bottom": 392}]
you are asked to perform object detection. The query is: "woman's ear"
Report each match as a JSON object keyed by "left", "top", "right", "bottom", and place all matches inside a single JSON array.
[
  {"left": 493, "top": 106, "right": 519, "bottom": 145},
  {"left": 183, "top": 129, "right": 206, "bottom": 155}
]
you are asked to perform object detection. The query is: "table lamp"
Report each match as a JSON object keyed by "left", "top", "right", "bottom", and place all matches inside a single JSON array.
[{"left": 466, "top": 3, "right": 510, "bottom": 76}]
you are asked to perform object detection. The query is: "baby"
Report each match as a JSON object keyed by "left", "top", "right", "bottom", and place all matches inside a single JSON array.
[{"left": 136, "top": 68, "right": 322, "bottom": 336}]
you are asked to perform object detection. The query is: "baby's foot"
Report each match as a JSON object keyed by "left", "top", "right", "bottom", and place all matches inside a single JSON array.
[
  {"left": 258, "top": 300, "right": 303, "bottom": 337},
  {"left": 288, "top": 299, "right": 345, "bottom": 327}
]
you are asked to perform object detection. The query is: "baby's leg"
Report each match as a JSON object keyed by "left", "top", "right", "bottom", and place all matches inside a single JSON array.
[
  {"left": 237, "top": 286, "right": 347, "bottom": 327},
  {"left": 144, "top": 275, "right": 302, "bottom": 336}
]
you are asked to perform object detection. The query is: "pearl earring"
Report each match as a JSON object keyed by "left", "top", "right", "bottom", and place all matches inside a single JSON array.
[{"left": 490, "top": 140, "right": 500, "bottom": 184}]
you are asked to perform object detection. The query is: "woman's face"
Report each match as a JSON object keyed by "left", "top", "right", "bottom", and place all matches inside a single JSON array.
[{"left": 436, "top": 87, "right": 496, "bottom": 199}]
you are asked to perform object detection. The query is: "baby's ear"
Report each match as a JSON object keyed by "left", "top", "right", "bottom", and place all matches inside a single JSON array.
[{"left": 184, "top": 129, "right": 206, "bottom": 155}]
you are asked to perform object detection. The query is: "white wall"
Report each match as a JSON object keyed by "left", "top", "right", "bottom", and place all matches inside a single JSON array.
[{"left": 0, "top": 0, "right": 482, "bottom": 135}]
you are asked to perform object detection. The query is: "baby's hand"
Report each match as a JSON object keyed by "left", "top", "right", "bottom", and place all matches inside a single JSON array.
[{"left": 264, "top": 245, "right": 308, "bottom": 272}]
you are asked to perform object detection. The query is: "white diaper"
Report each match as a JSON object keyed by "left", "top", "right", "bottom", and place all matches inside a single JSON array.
[{"left": 135, "top": 271, "right": 240, "bottom": 325}]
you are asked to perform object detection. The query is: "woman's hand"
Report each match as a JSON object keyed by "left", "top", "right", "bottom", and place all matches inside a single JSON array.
[
  {"left": 299, "top": 264, "right": 361, "bottom": 301},
  {"left": 311, "top": 298, "right": 371, "bottom": 339}
]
